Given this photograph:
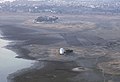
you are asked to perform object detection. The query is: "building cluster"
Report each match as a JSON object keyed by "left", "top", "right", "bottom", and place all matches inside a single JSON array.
[{"left": 0, "top": 0, "right": 120, "bottom": 14}]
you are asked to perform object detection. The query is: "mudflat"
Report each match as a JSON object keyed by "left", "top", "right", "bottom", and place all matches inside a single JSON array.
[{"left": 0, "top": 13, "right": 120, "bottom": 82}]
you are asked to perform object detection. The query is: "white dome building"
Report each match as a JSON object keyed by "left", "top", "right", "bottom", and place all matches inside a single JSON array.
[{"left": 59, "top": 48, "right": 65, "bottom": 55}]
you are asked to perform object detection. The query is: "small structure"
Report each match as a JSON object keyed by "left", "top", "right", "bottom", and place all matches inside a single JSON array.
[
  {"left": 59, "top": 48, "right": 65, "bottom": 55},
  {"left": 59, "top": 48, "right": 73, "bottom": 55}
]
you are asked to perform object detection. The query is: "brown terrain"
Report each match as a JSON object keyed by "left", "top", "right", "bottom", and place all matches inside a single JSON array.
[{"left": 0, "top": 13, "right": 120, "bottom": 82}]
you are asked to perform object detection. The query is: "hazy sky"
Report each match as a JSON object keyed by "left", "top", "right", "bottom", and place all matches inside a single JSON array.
[
  {"left": 0, "top": 0, "right": 15, "bottom": 2},
  {"left": 0, "top": 0, "right": 116, "bottom": 3},
  {"left": 2, "top": 0, "right": 15, "bottom": 1},
  {"left": 0, "top": 0, "right": 41, "bottom": 2}
]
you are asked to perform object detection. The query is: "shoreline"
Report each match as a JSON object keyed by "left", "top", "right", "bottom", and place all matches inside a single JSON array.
[
  {"left": 0, "top": 13, "right": 120, "bottom": 82},
  {"left": 0, "top": 26, "right": 110, "bottom": 82},
  {"left": 0, "top": 35, "right": 35, "bottom": 82}
]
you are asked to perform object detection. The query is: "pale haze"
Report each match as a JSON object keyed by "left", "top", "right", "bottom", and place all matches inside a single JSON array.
[
  {"left": 0, "top": 0, "right": 43, "bottom": 3},
  {"left": 0, "top": 0, "right": 15, "bottom": 3}
]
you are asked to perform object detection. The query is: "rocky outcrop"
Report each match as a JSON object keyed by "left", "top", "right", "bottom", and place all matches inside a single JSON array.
[{"left": 34, "top": 16, "right": 58, "bottom": 23}]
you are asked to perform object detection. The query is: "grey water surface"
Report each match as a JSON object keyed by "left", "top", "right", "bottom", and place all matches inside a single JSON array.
[{"left": 0, "top": 34, "right": 34, "bottom": 82}]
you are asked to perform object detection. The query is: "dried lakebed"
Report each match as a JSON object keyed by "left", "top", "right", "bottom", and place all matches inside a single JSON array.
[{"left": 0, "top": 13, "right": 120, "bottom": 82}]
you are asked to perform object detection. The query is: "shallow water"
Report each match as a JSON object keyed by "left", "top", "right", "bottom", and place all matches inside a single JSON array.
[{"left": 0, "top": 36, "right": 34, "bottom": 82}]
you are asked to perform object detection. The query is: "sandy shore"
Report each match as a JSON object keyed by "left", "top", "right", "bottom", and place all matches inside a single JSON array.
[{"left": 0, "top": 13, "right": 120, "bottom": 82}]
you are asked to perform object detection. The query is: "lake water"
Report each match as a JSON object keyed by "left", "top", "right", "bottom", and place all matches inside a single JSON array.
[{"left": 0, "top": 34, "right": 34, "bottom": 82}]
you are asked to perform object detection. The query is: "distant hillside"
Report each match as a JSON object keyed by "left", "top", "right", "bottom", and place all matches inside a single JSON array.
[
  {"left": 1, "top": 0, "right": 120, "bottom": 14},
  {"left": 29, "top": 0, "right": 120, "bottom": 2}
]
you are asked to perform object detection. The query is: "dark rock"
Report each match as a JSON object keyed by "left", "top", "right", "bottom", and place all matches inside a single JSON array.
[
  {"left": 35, "top": 16, "right": 58, "bottom": 23},
  {"left": 65, "top": 49, "right": 73, "bottom": 53}
]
